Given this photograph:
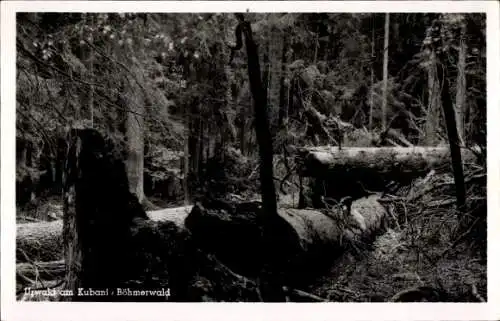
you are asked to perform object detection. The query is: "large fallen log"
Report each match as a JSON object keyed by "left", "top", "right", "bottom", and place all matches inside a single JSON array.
[
  {"left": 296, "top": 146, "right": 477, "bottom": 206},
  {"left": 299, "top": 146, "right": 476, "bottom": 177},
  {"left": 185, "top": 195, "right": 387, "bottom": 287},
  {"left": 16, "top": 206, "right": 193, "bottom": 263}
]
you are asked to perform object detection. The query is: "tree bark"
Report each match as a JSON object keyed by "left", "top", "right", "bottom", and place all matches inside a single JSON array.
[
  {"left": 455, "top": 21, "right": 467, "bottom": 145},
  {"left": 369, "top": 14, "right": 375, "bottom": 131},
  {"left": 424, "top": 50, "right": 441, "bottom": 145},
  {"left": 382, "top": 13, "right": 390, "bottom": 131},
  {"left": 298, "top": 145, "right": 475, "bottom": 206},
  {"left": 183, "top": 111, "right": 191, "bottom": 205},
  {"left": 436, "top": 58, "right": 466, "bottom": 211},
  {"left": 278, "top": 33, "right": 289, "bottom": 128},
  {"left": 269, "top": 26, "right": 283, "bottom": 132},
  {"left": 298, "top": 146, "right": 475, "bottom": 178},
  {"left": 62, "top": 128, "right": 149, "bottom": 301},
  {"left": 124, "top": 66, "right": 145, "bottom": 203},
  {"left": 234, "top": 15, "right": 278, "bottom": 219}
]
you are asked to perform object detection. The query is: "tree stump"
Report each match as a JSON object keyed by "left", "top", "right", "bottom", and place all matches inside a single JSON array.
[{"left": 63, "top": 128, "right": 149, "bottom": 301}]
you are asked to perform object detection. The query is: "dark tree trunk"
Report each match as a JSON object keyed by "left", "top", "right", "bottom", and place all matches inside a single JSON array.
[
  {"left": 230, "top": 14, "right": 288, "bottom": 301},
  {"left": 235, "top": 16, "right": 278, "bottom": 219},
  {"left": 63, "top": 128, "right": 148, "bottom": 301},
  {"left": 436, "top": 60, "right": 466, "bottom": 212}
]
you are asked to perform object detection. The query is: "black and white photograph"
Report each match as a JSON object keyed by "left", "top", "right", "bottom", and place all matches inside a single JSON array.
[{"left": 1, "top": 1, "right": 499, "bottom": 320}]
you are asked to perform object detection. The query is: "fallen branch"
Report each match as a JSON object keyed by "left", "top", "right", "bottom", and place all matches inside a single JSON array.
[
  {"left": 282, "top": 286, "right": 328, "bottom": 302},
  {"left": 389, "top": 286, "right": 445, "bottom": 302},
  {"left": 16, "top": 260, "right": 65, "bottom": 282}
]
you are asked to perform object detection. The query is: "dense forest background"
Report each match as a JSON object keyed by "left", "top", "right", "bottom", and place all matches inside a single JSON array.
[{"left": 16, "top": 12, "right": 486, "bottom": 211}]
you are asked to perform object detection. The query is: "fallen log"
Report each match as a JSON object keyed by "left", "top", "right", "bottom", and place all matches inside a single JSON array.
[
  {"left": 16, "top": 206, "right": 193, "bottom": 263},
  {"left": 185, "top": 195, "right": 387, "bottom": 287},
  {"left": 296, "top": 146, "right": 477, "bottom": 205},
  {"left": 17, "top": 220, "right": 63, "bottom": 263},
  {"left": 299, "top": 146, "right": 476, "bottom": 177}
]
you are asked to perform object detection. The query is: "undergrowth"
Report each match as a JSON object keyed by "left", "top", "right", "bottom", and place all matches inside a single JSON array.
[{"left": 308, "top": 163, "right": 487, "bottom": 302}]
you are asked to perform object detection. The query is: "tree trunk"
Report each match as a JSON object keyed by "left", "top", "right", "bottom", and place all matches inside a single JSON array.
[
  {"left": 62, "top": 128, "right": 149, "bottom": 301},
  {"left": 382, "top": 13, "right": 390, "bottom": 131},
  {"left": 424, "top": 50, "right": 441, "bottom": 145},
  {"left": 183, "top": 113, "right": 191, "bottom": 205},
  {"left": 278, "top": 33, "right": 289, "bottom": 128},
  {"left": 298, "top": 146, "right": 475, "bottom": 178},
  {"left": 123, "top": 66, "right": 145, "bottom": 203},
  {"left": 455, "top": 21, "right": 467, "bottom": 145},
  {"left": 269, "top": 27, "right": 283, "bottom": 133},
  {"left": 237, "top": 15, "right": 278, "bottom": 219},
  {"left": 369, "top": 15, "right": 375, "bottom": 131},
  {"left": 436, "top": 57, "right": 466, "bottom": 212},
  {"left": 298, "top": 145, "right": 474, "bottom": 206},
  {"left": 232, "top": 14, "right": 282, "bottom": 301},
  {"left": 88, "top": 15, "right": 95, "bottom": 126}
]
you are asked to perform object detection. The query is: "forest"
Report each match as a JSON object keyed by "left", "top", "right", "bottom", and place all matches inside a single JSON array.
[{"left": 15, "top": 12, "right": 486, "bottom": 302}]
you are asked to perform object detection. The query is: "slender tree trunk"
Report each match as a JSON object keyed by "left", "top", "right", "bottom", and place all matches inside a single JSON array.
[
  {"left": 313, "top": 32, "right": 319, "bottom": 64},
  {"left": 455, "top": 22, "right": 467, "bottom": 145},
  {"left": 369, "top": 15, "right": 375, "bottom": 131},
  {"left": 184, "top": 111, "right": 191, "bottom": 205},
  {"left": 239, "top": 19, "right": 278, "bottom": 219},
  {"left": 124, "top": 66, "right": 145, "bottom": 204},
  {"left": 88, "top": 14, "right": 94, "bottom": 127},
  {"left": 424, "top": 50, "right": 441, "bottom": 145},
  {"left": 382, "top": 13, "right": 390, "bottom": 131},
  {"left": 436, "top": 59, "right": 466, "bottom": 212},
  {"left": 269, "top": 28, "right": 282, "bottom": 134},
  {"left": 278, "top": 33, "right": 288, "bottom": 128}
]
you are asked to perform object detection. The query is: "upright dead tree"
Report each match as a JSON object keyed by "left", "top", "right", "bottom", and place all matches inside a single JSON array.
[
  {"left": 228, "top": 13, "right": 278, "bottom": 220},
  {"left": 381, "top": 13, "right": 390, "bottom": 131},
  {"left": 455, "top": 18, "right": 467, "bottom": 145},
  {"left": 228, "top": 13, "right": 297, "bottom": 301},
  {"left": 435, "top": 49, "right": 466, "bottom": 211}
]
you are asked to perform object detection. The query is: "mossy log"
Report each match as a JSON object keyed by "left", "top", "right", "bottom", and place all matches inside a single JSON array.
[
  {"left": 185, "top": 195, "right": 387, "bottom": 287},
  {"left": 298, "top": 146, "right": 476, "bottom": 177},
  {"left": 297, "top": 146, "right": 476, "bottom": 205}
]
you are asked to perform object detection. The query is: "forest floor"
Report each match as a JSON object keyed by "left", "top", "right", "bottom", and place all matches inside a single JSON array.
[{"left": 306, "top": 168, "right": 487, "bottom": 302}]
